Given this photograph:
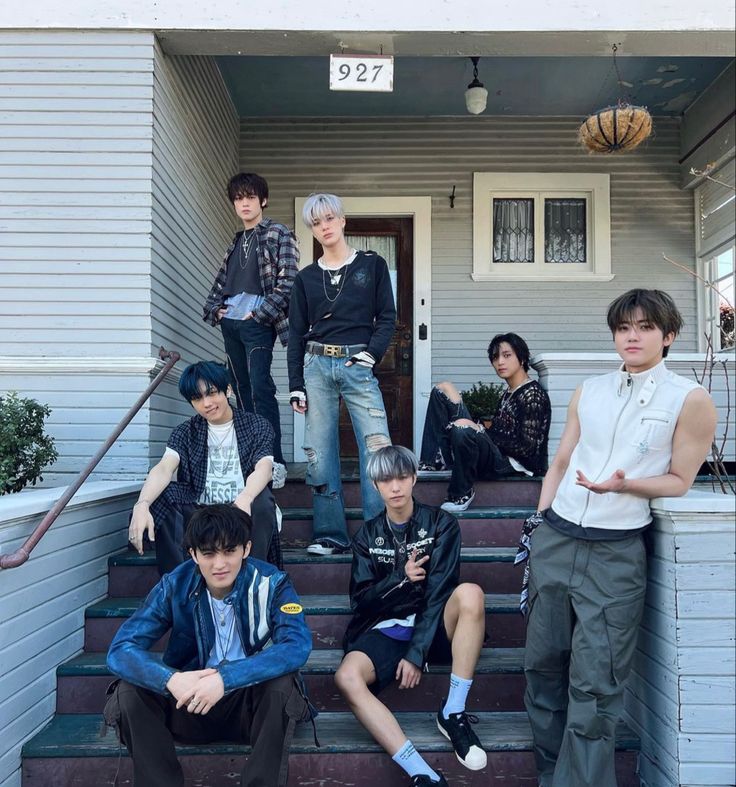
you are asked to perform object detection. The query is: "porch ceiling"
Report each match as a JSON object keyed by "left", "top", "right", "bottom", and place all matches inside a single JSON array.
[{"left": 215, "top": 56, "right": 732, "bottom": 117}]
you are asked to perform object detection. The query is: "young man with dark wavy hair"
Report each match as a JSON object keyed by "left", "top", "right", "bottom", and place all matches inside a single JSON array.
[
  {"left": 419, "top": 332, "right": 551, "bottom": 513},
  {"left": 521, "top": 289, "right": 716, "bottom": 786},
  {"left": 203, "top": 172, "right": 299, "bottom": 490},
  {"left": 107, "top": 505, "right": 311, "bottom": 787}
]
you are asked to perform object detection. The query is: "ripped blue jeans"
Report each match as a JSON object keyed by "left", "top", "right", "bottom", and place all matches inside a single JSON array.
[{"left": 303, "top": 353, "right": 391, "bottom": 546}]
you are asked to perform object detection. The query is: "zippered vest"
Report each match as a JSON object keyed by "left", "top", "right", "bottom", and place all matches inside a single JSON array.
[{"left": 552, "top": 360, "right": 701, "bottom": 530}]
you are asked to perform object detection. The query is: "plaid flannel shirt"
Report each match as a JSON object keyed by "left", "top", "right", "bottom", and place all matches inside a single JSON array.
[{"left": 202, "top": 217, "right": 299, "bottom": 347}]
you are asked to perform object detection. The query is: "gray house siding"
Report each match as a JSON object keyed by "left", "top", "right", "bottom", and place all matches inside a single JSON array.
[
  {"left": 0, "top": 31, "right": 155, "bottom": 359},
  {"left": 238, "top": 116, "right": 697, "bottom": 458},
  {"left": 149, "top": 44, "right": 239, "bottom": 462},
  {"left": 0, "top": 35, "right": 240, "bottom": 482}
]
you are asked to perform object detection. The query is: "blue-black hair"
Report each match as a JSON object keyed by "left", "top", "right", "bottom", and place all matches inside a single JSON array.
[
  {"left": 178, "top": 361, "right": 231, "bottom": 403},
  {"left": 184, "top": 504, "right": 252, "bottom": 552}
]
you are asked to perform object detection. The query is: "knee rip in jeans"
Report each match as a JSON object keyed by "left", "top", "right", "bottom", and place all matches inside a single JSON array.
[
  {"left": 365, "top": 433, "right": 391, "bottom": 453},
  {"left": 367, "top": 408, "right": 386, "bottom": 418}
]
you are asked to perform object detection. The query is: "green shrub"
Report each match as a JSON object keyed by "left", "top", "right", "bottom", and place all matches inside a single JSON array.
[
  {"left": 461, "top": 381, "right": 505, "bottom": 421},
  {"left": 0, "top": 392, "right": 59, "bottom": 494}
]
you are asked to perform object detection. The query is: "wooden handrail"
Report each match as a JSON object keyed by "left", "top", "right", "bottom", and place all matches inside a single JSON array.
[{"left": 0, "top": 348, "right": 181, "bottom": 570}]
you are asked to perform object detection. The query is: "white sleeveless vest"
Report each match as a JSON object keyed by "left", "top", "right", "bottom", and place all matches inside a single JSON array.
[{"left": 552, "top": 360, "right": 701, "bottom": 530}]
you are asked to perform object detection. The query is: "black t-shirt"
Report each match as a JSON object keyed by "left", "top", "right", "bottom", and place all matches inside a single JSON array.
[{"left": 224, "top": 229, "right": 263, "bottom": 296}]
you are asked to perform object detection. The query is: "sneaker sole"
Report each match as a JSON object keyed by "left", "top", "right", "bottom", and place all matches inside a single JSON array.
[{"left": 436, "top": 718, "right": 488, "bottom": 771}]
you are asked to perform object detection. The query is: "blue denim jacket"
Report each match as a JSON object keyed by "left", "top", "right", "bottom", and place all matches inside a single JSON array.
[{"left": 107, "top": 557, "right": 311, "bottom": 695}]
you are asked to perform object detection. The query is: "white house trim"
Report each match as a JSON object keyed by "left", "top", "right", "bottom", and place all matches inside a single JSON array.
[
  {"left": 293, "top": 196, "right": 433, "bottom": 460},
  {"left": 472, "top": 172, "right": 613, "bottom": 282}
]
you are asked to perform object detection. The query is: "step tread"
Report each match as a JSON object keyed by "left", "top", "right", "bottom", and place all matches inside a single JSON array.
[
  {"left": 58, "top": 647, "right": 525, "bottom": 677},
  {"left": 109, "top": 546, "right": 518, "bottom": 568},
  {"left": 22, "top": 712, "right": 639, "bottom": 757},
  {"left": 87, "top": 593, "right": 521, "bottom": 618},
  {"left": 281, "top": 506, "right": 534, "bottom": 520}
]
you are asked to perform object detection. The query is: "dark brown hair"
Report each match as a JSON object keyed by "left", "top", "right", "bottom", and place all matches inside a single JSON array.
[{"left": 606, "top": 289, "right": 683, "bottom": 357}]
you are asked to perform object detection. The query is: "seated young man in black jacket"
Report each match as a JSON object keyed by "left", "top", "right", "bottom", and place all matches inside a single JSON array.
[
  {"left": 335, "top": 446, "right": 487, "bottom": 786},
  {"left": 419, "top": 333, "right": 551, "bottom": 513}
]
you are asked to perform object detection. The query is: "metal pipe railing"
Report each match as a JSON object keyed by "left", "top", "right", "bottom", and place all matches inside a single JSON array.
[{"left": 0, "top": 347, "right": 181, "bottom": 570}]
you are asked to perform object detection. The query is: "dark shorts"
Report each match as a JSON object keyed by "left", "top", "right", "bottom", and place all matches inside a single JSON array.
[{"left": 345, "top": 622, "right": 453, "bottom": 695}]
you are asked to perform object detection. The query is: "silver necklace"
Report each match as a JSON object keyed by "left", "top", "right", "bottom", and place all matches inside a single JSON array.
[
  {"left": 320, "top": 250, "right": 355, "bottom": 303},
  {"left": 386, "top": 515, "right": 408, "bottom": 557},
  {"left": 239, "top": 229, "right": 257, "bottom": 269},
  {"left": 209, "top": 595, "right": 237, "bottom": 665}
]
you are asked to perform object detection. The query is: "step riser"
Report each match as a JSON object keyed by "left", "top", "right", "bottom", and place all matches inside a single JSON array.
[
  {"left": 280, "top": 518, "right": 524, "bottom": 548},
  {"left": 276, "top": 480, "right": 541, "bottom": 508},
  {"left": 22, "top": 751, "right": 640, "bottom": 786},
  {"left": 85, "top": 612, "right": 526, "bottom": 652},
  {"left": 56, "top": 673, "right": 528, "bottom": 714},
  {"left": 108, "top": 562, "right": 523, "bottom": 597}
]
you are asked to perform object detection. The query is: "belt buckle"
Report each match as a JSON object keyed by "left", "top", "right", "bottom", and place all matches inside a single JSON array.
[{"left": 323, "top": 344, "right": 341, "bottom": 358}]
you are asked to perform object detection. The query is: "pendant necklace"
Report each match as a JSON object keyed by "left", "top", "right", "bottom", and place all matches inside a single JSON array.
[
  {"left": 239, "top": 229, "right": 257, "bottom": 269},
  {"left": 386, "top": 515, "right": 408, "bottom": 558},
  {"left": 321, "top": 249, "right": 355, "bottom": 303},
  {"left": 209, "top": 594, "right": 237, "bottom": 664}
]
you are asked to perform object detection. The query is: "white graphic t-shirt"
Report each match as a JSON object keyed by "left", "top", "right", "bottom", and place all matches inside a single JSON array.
[{"left": 163, "top": 420, "right": 244, "bottom": 506}]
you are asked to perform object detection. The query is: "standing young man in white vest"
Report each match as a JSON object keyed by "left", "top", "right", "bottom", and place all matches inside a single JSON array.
[{"left": 522, "top": 289, "right": 716, "bottom": 787}]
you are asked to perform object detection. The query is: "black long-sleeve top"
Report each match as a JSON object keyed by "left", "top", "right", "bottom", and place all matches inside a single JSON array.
[
  {"left": 287, "top": 251, "right": 396, "bottom": 392},
  {"left": 489, "top": 380, "right": 551, "bottom": 477}
]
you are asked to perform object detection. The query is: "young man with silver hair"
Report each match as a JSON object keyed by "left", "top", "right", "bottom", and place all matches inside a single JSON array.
[
  {"left": 288, "top": 193, "right": 395, "bottom": 555},
  {"left": 336, "top": 445, "right": 488, "bottom": 786}
]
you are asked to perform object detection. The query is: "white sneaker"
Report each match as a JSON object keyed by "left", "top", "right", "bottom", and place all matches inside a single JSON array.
[
  {"left": 272, "top": 462, "right": 287, "bottom": 489},
  {"left": 306, "top": 540, "right": 351, "bottom": 556}
]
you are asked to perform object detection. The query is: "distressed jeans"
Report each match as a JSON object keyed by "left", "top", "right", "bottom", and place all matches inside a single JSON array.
[
  {"left": 221, "top": 317, "right": 284, "bottom": 464},
  {"left": 303, "top": 353, "right": 391, "bottom": 546},
  {"left": 419, "top": 385, "right": 472, "bottom": 468}
]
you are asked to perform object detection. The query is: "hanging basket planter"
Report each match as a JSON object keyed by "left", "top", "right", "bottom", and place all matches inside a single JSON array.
[{"left": 578, "top": 104, "right": 652, "bottom": 154}]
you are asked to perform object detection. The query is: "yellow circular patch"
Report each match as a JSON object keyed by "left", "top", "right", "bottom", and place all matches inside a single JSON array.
[{"left": 280, "top": 603, "right": 303, "bottom": 615}]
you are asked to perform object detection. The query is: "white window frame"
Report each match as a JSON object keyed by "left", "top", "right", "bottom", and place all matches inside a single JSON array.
[
  {"left": 472, "top": 172, "right": 613, "bottom": 282},
  {"left": 697, "top": 240, "right": 735, "bottom": 352}
]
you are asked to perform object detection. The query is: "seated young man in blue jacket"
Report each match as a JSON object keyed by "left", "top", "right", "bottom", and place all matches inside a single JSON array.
[
  {"left": 335, "top": 446, "right": 488, "bottom": 786},
  {"left": 106, "top": 505, "right": 312, "bottom": 787}
]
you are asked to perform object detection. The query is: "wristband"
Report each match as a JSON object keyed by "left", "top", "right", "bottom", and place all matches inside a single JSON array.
[
  {"left": 348, "top": 350, "right": 376, "bottom": 368},
  {"left": 289, "top": 390, "right": 307, "bottom": 407}
]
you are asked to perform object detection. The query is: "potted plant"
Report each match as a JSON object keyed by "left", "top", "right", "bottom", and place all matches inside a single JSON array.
[
  {"left": 461, "top": 381, "right": 505, "bottom": 428},
  {"left": 0, "top": 392, "right": 59, "bottom": 494}
]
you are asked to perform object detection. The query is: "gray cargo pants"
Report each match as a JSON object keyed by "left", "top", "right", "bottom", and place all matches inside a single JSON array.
[{"left": 523, "top": 521, "right": 647, "bottom": 787}]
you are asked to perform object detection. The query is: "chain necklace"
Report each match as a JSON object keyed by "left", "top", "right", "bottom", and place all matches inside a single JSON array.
[
  {"left": 320, "top": 250, "right": 356, "bottom": 303},
  {"left": 239, "top": 229, "right": 257, "bottom": 270},
  {"left": 208, "top": 593, "right": 237, "bottom": 665},
  {"left": 386, "top": 514, "right": 408, "bottom": 559}
]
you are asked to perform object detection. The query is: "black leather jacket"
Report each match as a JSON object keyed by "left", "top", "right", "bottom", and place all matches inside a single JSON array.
[{"left": 343, "top": 500, "right": 461, "bottom": 668}]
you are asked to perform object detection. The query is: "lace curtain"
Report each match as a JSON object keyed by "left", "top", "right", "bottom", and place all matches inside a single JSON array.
[
  {"left": 544, "top": 198, "right": 587, "bottom": 263},
  {"left": 492, "top": 199, "right": 534, "bottom": 263}
]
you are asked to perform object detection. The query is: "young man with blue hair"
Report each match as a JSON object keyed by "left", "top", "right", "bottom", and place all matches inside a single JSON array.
[
  {"left": 128, "top": 360, "right": 280, "bottom": 574},
  {"left": 107, "top": 505, "right": 311, "bottom": 787}
]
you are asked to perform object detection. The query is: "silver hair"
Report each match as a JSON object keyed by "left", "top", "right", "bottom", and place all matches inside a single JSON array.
[
  {"left": 301, "top": 193, "right": 345, "bottom": 228},
  {"left": 366, "top": 445, "right": 419, "bottom": 483}
]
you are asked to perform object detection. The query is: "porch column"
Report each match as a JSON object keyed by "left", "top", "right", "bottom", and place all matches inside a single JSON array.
[{"left": 624, "top": 490, "right": 735, "bottom": 787}]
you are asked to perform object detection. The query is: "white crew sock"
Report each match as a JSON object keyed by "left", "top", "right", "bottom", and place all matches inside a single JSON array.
[
  {"left": 443, "top": 673, "right": 473, "bottom": 718},
  {"left": 392, "top": 739, "right": 440, "bottom": 781}
]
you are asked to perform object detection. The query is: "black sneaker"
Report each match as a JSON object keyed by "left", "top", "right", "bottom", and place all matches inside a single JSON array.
[
  {"left": 410, "top": 773, "right": 449, "bottom": 786},
  {"left": 436, "top": 700, "right": 487, "bottom": 770},
  {"left": 306, "top": 539, "right": 351, "bottom": 556},
  {"left": 439, "top": 489, "right": 475, "bottom": 513}
]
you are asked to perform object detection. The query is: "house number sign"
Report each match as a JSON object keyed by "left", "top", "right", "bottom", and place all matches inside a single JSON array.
[{"left": 329, "top": 55, "right": 394, "bottom": 92}]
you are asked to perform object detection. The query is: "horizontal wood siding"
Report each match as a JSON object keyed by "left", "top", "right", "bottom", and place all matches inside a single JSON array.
[
  {"left": 0, "top": 31, "right": 155, "bottom": 358},
  {"left": 238, "top": 116, "right": 697, "bottom": 459},
  {"left": 150, "top": 46, "right": 238, "bottom": 360},
  {"left": 149, "top": 47, "right": 240, "bottom": 462},
  {"left": 0, "top": 484, "right": 137, "bottom": 787},
  {"left": 625, "top": 501, "right": 736, "bottom": 787}
]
